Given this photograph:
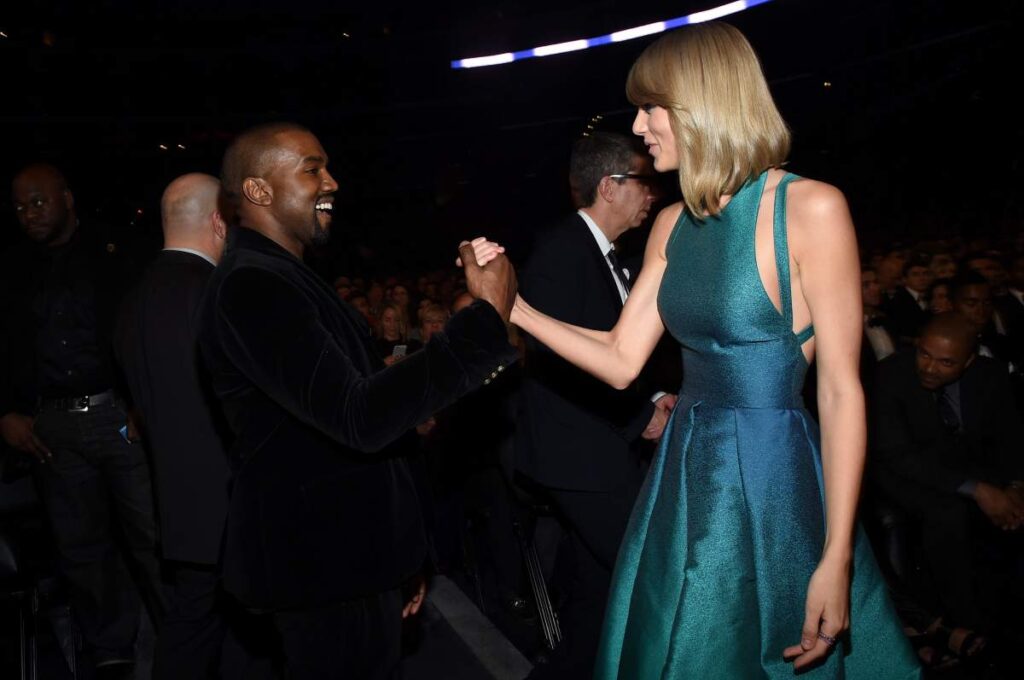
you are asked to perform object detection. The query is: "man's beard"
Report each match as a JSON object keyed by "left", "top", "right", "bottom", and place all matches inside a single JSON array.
[{"left": 311, "top": 219, "right": 331, "bottom": 247}]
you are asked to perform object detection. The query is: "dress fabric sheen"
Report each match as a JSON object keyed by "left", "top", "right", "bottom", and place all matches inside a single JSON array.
[{"left": 594, "top": 171, "right": 920, "bottom": 679}]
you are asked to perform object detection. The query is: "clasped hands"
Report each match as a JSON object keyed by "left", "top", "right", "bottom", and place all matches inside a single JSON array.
[
  {"left": 456, "top": 237, "right": 517, "bottom": 321},
  {"left": 975, "top": 481, "right": 1024, "bottom": 531}
]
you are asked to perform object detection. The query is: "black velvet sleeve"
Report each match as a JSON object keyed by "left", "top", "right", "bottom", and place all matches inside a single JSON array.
[{"left": 214, "top": 267, "right": 517, "bottom": 453}]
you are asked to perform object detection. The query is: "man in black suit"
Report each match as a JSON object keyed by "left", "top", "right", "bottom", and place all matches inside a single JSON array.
[
  {"left": 1, "top": 163, "right": 162, "bottom": 678},
  {"left": 115, "top": 173, "right": 258, "bottom": 679},
  {"left": 515, "top": 132, "right": 674, "bottom": 679},
  {"left": 881, "top": 253, "right": 933, "bottom": 348},
  {"left": 196, "top": 122, "right": 518, "bottom": 679},
  {"left": 869, "top": 313, "right": 1024, "bottom": 629}
]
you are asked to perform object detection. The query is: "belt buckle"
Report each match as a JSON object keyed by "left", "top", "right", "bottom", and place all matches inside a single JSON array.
[{"left": 68, "top": 396, "right": 90, "bottom": 412}]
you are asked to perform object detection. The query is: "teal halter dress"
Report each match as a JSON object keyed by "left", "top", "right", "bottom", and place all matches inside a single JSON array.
[{"left": 594, "top": 172, "right": 920, "bottom": 679}]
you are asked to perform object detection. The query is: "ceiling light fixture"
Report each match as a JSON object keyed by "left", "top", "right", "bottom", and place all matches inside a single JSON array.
[{"left": 452, "top": 0, "right": 773, "bottom": 69}]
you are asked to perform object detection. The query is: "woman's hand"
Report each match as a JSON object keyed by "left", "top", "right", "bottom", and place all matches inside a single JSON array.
[
  {"left": 782, "top": 556, "right": 851, "bottom": 671},
  {"left": 455, "top": 237, "right": 504, "bottom": 268}
]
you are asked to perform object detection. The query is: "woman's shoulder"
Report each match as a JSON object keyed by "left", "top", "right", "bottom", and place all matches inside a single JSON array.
[
  {"left": 654, "top": 201, "right": 685, "bottom": 225},
  {"left": 784, "top": 175, "right": 849, "bottom": 217},
  {"left": 782, "top": 175, "right": 856, "bottom": 255},
  {"left": 649, "top": 201, "right": 686, "bottom": 259}
]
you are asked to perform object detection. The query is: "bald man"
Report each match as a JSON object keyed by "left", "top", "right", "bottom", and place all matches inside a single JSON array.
[
  {"left": 196, "top": 122, "right": 517, "bottom": 678},
  {"left": 1, "top": 163, "right": 162, "bottom": 678},
  {"left": 114, "top": 173, "right": 248, "bottom": 678},
  {"left": 869, "top": 312, "right": 1024, "bottom": 629}
]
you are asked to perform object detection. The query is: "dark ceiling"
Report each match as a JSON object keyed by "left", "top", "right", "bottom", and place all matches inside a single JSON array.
[{"left": 1, "top": 0, "right": 1021, "bottom": 273}]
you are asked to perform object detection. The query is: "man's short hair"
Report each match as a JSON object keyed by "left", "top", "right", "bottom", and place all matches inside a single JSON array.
[
  {"left": 901, "top": 252, "right": 932, "bottom": 277},
  {"left": 948, "top": 270, "right": 989, "bottom": 301},
  {"left": 569, "top": 132, "right": 639, "bottom": 208},
  {"left": 220, "top": 122, "right": 311, "bottom": 203}
]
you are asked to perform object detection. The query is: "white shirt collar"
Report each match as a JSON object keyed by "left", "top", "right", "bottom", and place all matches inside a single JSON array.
[
  {"left": 1011, "top": 288, "right": 1024, "bottom": 306},
  {"left": 578, "top": 209, "right": 613, "bottom": 257},
  {"left": 163, "top": 247, "right": 217, "bottom": 267}
]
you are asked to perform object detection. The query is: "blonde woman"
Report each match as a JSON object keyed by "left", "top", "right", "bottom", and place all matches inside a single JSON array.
[{"left": 472, "top": 21, "right": 918, "bottom": 679}]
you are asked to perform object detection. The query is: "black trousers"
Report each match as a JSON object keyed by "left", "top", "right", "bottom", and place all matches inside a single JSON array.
[
  {"left": 875, "top": 474, "right": 1016, "bottom": 629},
  {"left": 156, "top": 561, "right": 280, "bottom": 680},
  {"left": 32, "top": 401, "right": 164, "bottom": 664},
  {"left": 528, "top": 481, "right": 638, "bottom": 680},
  {"left": 272, "top": 588, "right": 403, "bottom": 680}
]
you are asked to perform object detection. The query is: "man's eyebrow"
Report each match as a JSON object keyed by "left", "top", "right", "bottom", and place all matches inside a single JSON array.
[{"left": 302, "top": 155, "right": 327, "bottom": 164}]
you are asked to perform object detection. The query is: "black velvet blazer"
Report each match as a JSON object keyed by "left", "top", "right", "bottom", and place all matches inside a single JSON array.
[{"left": 197, "top": 228, "right": 516, "bottom": 609}]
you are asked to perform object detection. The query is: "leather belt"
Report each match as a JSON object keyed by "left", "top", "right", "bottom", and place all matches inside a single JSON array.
[{"left": 37, "top": 389, "right": 118, "bottom": 413}]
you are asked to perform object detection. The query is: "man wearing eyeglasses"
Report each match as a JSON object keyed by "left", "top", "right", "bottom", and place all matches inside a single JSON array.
[
  {"left": 1, "top": 163, "right": 162, "bottom": 679},
  {"left": 515, "top": 131, "right": 674, "bottom": 679}
]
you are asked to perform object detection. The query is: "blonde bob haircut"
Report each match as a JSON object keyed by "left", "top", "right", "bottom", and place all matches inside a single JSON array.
[{"left": 626, "top": 22, "right": 790, "bottom": 218}]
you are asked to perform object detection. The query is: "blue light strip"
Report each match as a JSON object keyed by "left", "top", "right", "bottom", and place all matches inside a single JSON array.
[{"left": 452, "top": 0, "right": 775, "bottom": 69}]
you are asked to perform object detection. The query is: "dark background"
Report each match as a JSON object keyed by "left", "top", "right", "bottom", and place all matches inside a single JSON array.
[{"left": 1, "top": 0, "right": 1020, "bottom": 275}]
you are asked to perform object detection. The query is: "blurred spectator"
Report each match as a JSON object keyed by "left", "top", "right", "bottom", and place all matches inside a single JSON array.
[
  {"left": 925, "top": 279, "right": 953, "bottom": 314},
  {"left": 950, "top": 270, "right": 1014, "bottom": 368},
  {"left": 995, "top": 253, "right": 1024, "bottom": 364},
  {"left": 882, "top": 252, "right": 932, "bottom": 347},
  {"left": 862, "top": 267, "right": 897, "bottom": 362},
  {"left": 333, "top": 275, "right": 352, "bottom": 300},
  {"left": 347, "top": 289, "right": 373, "bottom": 326},
  {"left": 929, "top": 252, "right": 957, "bottom": 280},
  {"left": 965, "top": 250, "right": 1008, "bottom": 294},
  {"left": 375, "top": 301, "right": 410, "bottom": 365},
  {"left": 869, "top": 313, "right": 1024, "bottom": 643},
  {"left": 0, "top": 163, "right": 162, "bottom": 678}
]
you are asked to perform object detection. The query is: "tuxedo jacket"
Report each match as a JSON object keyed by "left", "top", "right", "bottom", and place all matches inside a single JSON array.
[
  {"left": 869, "top": 350, "right": 1023, "bottom": 496},
  {"left": 114, "top": 250, "right": 230, "bottom": 565},
  {"left": 515, "top": 214, "right": 656, "bottom": 492},
  {"left": 196, "top": 228, "right": 516, "bottom": 609}
]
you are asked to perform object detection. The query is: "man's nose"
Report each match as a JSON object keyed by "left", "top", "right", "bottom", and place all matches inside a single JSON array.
[{"left": 322, "top": 169, "right": 339, "bottom": 193}]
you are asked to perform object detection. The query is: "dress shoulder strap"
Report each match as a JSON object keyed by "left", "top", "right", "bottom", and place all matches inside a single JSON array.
[{"left": 772, "top": 172, "right": 813, "bottom": 343}]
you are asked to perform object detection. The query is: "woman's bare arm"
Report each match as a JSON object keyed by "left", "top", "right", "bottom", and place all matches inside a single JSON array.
[{"left": 510, "top": 203, "right": 683, "bottom": 389}]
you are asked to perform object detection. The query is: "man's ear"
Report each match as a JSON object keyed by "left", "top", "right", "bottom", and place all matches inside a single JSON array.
[
  {"left": 596, "top": 176, "right": 617, "bottom": 204},
  {"left": 211, "top": 210, "right": 227, "bottom": 241},
  {"left": 242, "top": 177, "right": 272, "bottom": 206},
  {"left": 63, "top": 188, "right": 75, "bottom": 212}
]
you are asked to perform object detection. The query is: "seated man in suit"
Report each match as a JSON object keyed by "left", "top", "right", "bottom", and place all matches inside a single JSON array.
[
  {"left": 196, "top": 122, "right": 518, "bottom": 679},
  {"left": 515, "top": 132, "right": 674, "bottom": 679},
  {"left": 950, "top": 269, "right": 1015, "bottom": 370},
  {"left": 869, "top": 312, "right": 1024, "bottom": 634},
  {"left": 881, "top": 252, "right": 932, "bottom": 348}
]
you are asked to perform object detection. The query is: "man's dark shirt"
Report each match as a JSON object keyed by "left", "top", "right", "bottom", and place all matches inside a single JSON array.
[{"left": 0, "top": 224, "right": 135, "bottom": 417}]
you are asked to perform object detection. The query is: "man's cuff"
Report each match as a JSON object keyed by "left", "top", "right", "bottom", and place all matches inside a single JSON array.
[
  {"left": 444, "top": 299, "right": 518, "bottom": 386},
  {"left": 651, "top": 391, "right": 668, "bottom": 404}
]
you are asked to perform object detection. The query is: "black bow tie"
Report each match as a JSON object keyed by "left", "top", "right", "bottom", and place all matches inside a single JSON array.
[{"left": 867, "top": 316, "right": 885, "bottom": 328}]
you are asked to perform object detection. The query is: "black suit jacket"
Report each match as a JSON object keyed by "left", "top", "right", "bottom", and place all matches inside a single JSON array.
[
  {"left": 869, "top": 350, "right": 1023, "bottom": 496},
  {"left": 114, "top": 250, "right": 230, "bottom": 565},
  {"left": 197, "top": 228, "right": 516, "bottom": 609},
  {"left": 515, "top": 214, "right": 656, "bottom": 492}
]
